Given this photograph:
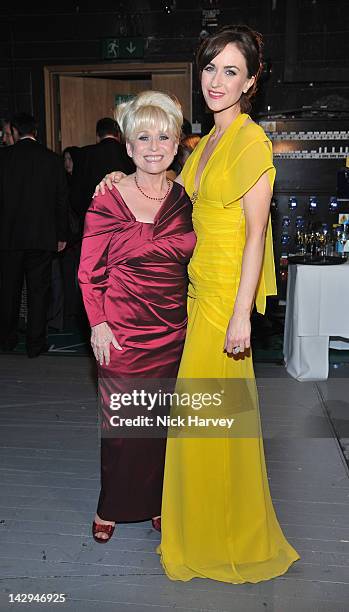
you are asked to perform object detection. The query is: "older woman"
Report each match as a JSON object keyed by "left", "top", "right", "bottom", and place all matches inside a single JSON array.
[{"left": 78, "top": 91, "right": 196, "bottom": 542}]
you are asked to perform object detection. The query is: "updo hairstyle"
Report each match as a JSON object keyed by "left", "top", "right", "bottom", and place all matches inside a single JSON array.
[
  {"left": 196, "top": 25, "right": 263, "bottom": 113},
  {"left": 115, "top": 90, "right": 183, "bottom": 141}
]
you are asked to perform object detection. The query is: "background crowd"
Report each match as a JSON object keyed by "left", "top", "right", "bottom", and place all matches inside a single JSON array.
[{"left": 0, "top": 112, "right": 200, "bottom": 357}]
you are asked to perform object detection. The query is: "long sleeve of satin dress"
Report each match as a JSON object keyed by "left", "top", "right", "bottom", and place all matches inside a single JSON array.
[{"left": 78, "top": 183, "right": 195, "bottom": 522}]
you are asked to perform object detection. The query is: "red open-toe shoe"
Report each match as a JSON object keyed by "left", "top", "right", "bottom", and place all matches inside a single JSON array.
[
  {"left": 92, "top": 520, "right": 115, "bottom": 543},
  {"left": 151, "top": 517, "right": 161, "bottom": 532}
]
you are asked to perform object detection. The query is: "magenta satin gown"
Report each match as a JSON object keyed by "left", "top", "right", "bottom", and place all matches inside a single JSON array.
[{"left": 78, "top": 182, "right": 195, "bottom": 521}]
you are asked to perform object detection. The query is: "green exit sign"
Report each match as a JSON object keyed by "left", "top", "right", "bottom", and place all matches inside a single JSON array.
[
  {"left": 114, "top": 94, "right": 135, "bottom": 106},
  {"left": 102, "top": 38, "right": 144, "bottom": 60}
]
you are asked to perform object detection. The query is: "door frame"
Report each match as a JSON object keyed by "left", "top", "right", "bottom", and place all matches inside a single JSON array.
[{"left": 44, "top": 62, "right": 192, "bottom": 152}]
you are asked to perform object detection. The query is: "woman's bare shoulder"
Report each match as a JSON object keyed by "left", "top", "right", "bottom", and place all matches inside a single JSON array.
[
  {"left": 118, "top": 173, "right": 135, "bottom": 187},
  {"left": 112, "top": 173, "right": 135, "bottom": 198}
]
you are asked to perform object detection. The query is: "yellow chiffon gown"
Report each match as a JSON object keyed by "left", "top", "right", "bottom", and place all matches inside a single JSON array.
[{"left": 158, "top": 113, "right": 300, "bottom": 583}]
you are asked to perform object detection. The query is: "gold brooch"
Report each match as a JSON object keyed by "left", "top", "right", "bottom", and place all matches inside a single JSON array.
[{"left": 190, "top": 190, "right": 198, "bottom": 205}]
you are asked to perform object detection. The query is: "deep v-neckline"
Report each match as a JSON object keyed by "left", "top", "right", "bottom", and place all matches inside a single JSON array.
[
  {"left": 113, "top": 183, "right": 176, "bottom": 225},
  {"left": 192, "top": 113, "right": 248, "bottom": 196}
]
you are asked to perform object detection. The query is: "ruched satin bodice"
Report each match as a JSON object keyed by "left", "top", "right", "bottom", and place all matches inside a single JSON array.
[{"left": 79, "top": 182, "right": 196, "bottom": 374}]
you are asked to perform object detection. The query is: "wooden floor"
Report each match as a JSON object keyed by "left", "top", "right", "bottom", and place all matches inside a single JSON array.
[{"left": 0, "top": 354, "right": 349, "bottom": 612}]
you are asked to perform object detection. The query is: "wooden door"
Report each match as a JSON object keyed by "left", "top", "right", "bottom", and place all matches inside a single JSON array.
[
  {"left": 59, "top": 76, "right": 151, "bottom": 149},
  {"left": 47, "top": 64, "right": 192, "bottom": 151},
  {"left": 151, "top": 73, "right": 191, "bottom": 124}
]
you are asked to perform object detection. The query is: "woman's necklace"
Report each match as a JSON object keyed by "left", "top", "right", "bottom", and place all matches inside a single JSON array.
[{"left": 134, "top": 175, "right": 171, "bottom": 201}]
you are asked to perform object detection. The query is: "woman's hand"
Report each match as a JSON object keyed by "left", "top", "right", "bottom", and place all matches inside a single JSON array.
[
  {"left": 224, "top": 309, "right": 251, "bottom": 355},
  {"left": 94, "top": 171, "right": 126, "bottom": 197},
  {"left": 91, "top": 322, "right": 122, "bottom": 366}
]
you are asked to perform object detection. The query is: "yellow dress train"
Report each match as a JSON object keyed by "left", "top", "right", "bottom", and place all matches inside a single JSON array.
[{"left": 157, "top": 113, "right": 300, "bottom": 583}]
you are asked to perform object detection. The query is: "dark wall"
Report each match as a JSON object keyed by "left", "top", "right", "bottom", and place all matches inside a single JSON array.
[{"left": 1, "top": 0, "right": 348, "bottom": 144}]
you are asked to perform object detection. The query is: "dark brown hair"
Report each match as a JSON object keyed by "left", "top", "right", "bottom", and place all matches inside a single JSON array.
[{"left": 196, "top": 25, "right": 263, "bottom": 113}]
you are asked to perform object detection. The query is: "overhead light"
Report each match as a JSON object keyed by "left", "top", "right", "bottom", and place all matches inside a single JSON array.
[{"left": 164, "top": 1, "right": 176, "bottom": 14}]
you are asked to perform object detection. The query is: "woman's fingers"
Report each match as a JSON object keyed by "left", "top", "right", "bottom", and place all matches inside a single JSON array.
[
  {"left": 224, "top": 313, "right": 251, "bottom": 355},
  {"left": 91, "top": 323, "right": 122, "bottom": 366},
  {"left": 105, "top": 175, "right": 114, "bottom": 191},
  {"left": 93, "top": 172, "right": 126, "bottom": 198},
  {"left": 224, "top": 335, "right": 232, "bottom": 354},
  {"left": 230, "top": 343, "right": 246, "bottom": 355},
  {"left": 224, "top": 334, "right": 248, "bottom": 354},
  {"left": 229, "top": 342, "right": 246, "bottom": 354},
  {"left": 111, "top": 171, "right": 126, "bottom": 184},
  {"left": 111, "top": 335, "right": 123, "bottom": 351},
  {"left": 225, "top": 336, "right": 237, "bottom": 354},
  {"left": 93, "top": 339, "right": 110, "bottom": 366},
  {"left": 93, "top": 173, "right": 113, "bottom": 197},
  {"left": 102, "top": 342, "right": 110, "bottom": 366},
  {"left": 93, "top": 181, "right": 105, "bottom": 197}
]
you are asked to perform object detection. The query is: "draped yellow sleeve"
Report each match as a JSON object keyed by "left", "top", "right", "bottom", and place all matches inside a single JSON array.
[
  {"left": 255, "top": 215, "right": 276, "bottom": 314},
  {"left": 221, "top": 133, "right": 277, "bottom": 314}
]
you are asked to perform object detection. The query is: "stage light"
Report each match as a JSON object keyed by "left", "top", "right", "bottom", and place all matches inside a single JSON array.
[
  {"left": 164, "top": 1, "right": 176, "bottom": 14},
  {"left": 329, "top": 196, "right": 338, "bottom": 212},
  {"left": 289, "top": 196, "right": 297, "bottom": 210},
  {"left": 309, "top": 195, "right": 318, "bottom": 213},
  {"left": 295, "top": 216, "right": 305, "bottom": 230},
  {"left": 281, "top": 216, "right": 291, "bottom": 229}
]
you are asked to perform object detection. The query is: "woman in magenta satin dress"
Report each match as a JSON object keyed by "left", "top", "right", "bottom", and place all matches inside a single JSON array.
[{"left": 78, "top": 92, "right": 196, "bottom": 542}]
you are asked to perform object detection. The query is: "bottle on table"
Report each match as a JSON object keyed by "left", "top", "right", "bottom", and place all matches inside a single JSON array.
[{"left": 334, "top": 223, "right": 349, "bottom": 257}]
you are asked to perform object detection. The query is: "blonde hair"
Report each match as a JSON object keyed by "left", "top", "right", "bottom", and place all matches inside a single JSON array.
[{"left": 114, "top": 90, "right": 183, "bottom": 141}]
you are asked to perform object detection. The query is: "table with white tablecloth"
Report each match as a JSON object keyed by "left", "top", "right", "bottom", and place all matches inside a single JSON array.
[{"left": 283, "top": 260, "right": 349, "bottom": 380}]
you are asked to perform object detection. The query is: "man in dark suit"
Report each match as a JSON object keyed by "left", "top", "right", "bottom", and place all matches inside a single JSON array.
[
  {"left": 0, "top": 113, "right": 68, "bottom": 357},
  {"left": 71, "top": 117, "right": 134, "bottom": 219}
]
